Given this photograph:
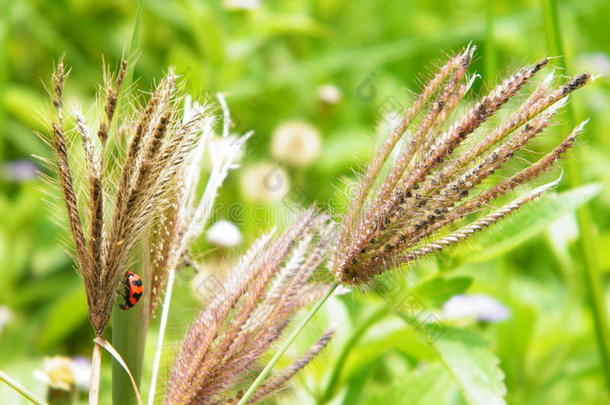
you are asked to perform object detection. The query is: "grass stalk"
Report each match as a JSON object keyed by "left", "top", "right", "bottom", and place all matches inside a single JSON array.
[
  {"left": 147, "top": 268, "right": 176, "bottom": 405},
  {"left": 542, "top": 0, "right": 610, "bottom": 394},
  {"left": 484, "top": 0, "right": 497, "bottom": 88},
  {"left": 122, "top": 0, "right": 143, "bottom": 91},
  {"left": 0, "top": 0, "right": 15, "bottom": 159},
  {"left": 111, "top": 3, "right": 147, "bottom": 404},
  {"left": 318, "top": 306, "right": 389, "bottom": 404},
  {"left": 236, "top": 282, "right": 340, "bottom": 405},
  {"left": 111, "top": 297, "right": 147, "bottom": 405},
  {"left": 89, "top": 342, "right": 102, "bottom": 405},
  {"left": 0, "top": 370, "right": 47, "bottom": 405}
]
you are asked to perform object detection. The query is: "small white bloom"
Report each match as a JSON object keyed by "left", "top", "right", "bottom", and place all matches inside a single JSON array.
[
  {"left": 271, "top": 121, "right": 321, "bottom": 167},
  {"left": 442, "top": 294, "right": 510, "bottom": 322},
  {"left": 33, "top": 356, "right": 91, "bottom": 391},
  {"left": 317, "top": 84, "right": 342, "bottom": 104},
  {"left": 71, "top": 357, "right": 91, "bottom": 391},
  {"left": 206, "top": 220, "right": 242, "bottom": 247},
  {"left": 240, "top": 162, "right": 290, "bottom": 203}
]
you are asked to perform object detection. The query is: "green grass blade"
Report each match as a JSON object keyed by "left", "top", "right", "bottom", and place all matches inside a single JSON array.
[
  {"left": 111, "top": 294, "right": 148, "bottom": 405},
  {"left": 112, "top": 3, "right": 147, "bottom": 405},
  {"left": 542, "top": 0, "right": 610, "bottom": 395},
  {"left": 0, "top": 370, "right": 48, "bottom": 405},
  {"left": 484, "top": 0, "right": 497, "bottom": 88},
  {"left": 319, "top": 306, "right": 389, "bottom": 404},
  {"left": 237, "top": 282, "right": 339, "bottom": 405}
]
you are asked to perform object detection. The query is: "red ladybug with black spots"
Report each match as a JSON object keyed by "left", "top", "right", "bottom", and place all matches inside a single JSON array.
[{"left": 119, "top": 271, "right": 144, "bottom": 310}]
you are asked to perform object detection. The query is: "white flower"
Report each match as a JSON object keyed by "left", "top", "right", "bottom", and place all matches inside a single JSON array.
[
  {"left": 442, "top": 294, "right": 510, "bottom": 322},
  {"left": 33, "top": 356, "right": 91, "bottom": 392},
  {"left": 271, "top": 121, "right": 321, "bottom": 166},
  {"left": 240, "top": 162, "right": 290, "bottom": 203},
  {"left": 317, "top": 84, "right": 342, "bottom": 104},
  {"left": 179, "top": 94, "right": 251, "bottom": 251},
  {"left": 206, "top": 220, "right": 242, "bottom": 247},
  {"left": 71, "top": 357, "right": 92, "bottom": 391}
]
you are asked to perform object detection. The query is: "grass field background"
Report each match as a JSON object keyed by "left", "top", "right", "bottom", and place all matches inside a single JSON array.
[{"left": 1, "top": 0, "right": 610, "bottom": 403}]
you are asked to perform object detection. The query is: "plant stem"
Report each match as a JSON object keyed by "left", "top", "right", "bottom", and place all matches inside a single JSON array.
[
  {"left": 112, "top": 300, "right": 148, "bottom": 405},
  {"left": 237, "top": 282, "right": 339, "bottom": 405},
  {"left": 111, "top": 3, "right": 147, "bottom": 404},
  {"left": 89, "top": 342, "right": 101, "bottom": 405},
  {"left": 542, "top": 0, "right": 610, "bottom": 394},
  {"left": 484, "top": 0, "right": 497, "bottom": 88},
  {"left": 123, "top": 0, "right": 143, "bottom": 88},
  {"left": 147, "top": 268, "right": 176, "bottom": 405},
  {"left": 0, "top": 0, "right": 15, "bottom": 159},
  {"left": 0, "top": 370, "right": 47, "bottom": 405},
  {"left": 318, "top": 306, "right": 389, "bottom": 404}
]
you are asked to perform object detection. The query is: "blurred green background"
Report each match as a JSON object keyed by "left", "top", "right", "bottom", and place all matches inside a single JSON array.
[{"left": 1, "top": 0, "right": 610, "bottom": 404}]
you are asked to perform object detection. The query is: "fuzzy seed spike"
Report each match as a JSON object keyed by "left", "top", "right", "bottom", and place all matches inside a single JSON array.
[{"left": 331, "top": 50, "right": 590, "bottom": 286}]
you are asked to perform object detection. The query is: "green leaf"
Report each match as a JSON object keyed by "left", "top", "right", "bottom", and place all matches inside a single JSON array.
[
  {"left": 393, "top": 309, "right": 506, "bottom": 405},
  {"left": 450, "top": 184, "right": 602, "bottom": 262},
  {"left": 432, "top": 327, "right": 506, "bottom": 405},
  {"left": 38, "top": 284, "right": 88, "bottom": 350},
  {"left": 362, "top": 364, "right": 454, "bottom": 405},
  {"left": 412, "top": 276, "right": 473, "bottom": 308},
  {"left": 340, "top": 357, "right": 383, "bottom": 405}
]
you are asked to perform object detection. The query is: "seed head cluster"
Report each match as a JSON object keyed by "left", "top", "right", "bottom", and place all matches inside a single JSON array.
[
  {"left": 332, "top": 46, "right": 591, "bottom": 284},
  {"left": 165, "top": 209, "right": 335, "bottom": 405},
  {"left": 44, "top": 60, "right": 216, "bottom": 334}
]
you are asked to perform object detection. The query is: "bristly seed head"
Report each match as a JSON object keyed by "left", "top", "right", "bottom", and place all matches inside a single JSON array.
[
  {"left": 332, "top": 47, "right": 591, "bottom": 285},
  {"left": 164, "top": 210, "right": 335, "bottom": 405},
  {"left": 44, "top": 60, "right": 229, "bottom": 335}
]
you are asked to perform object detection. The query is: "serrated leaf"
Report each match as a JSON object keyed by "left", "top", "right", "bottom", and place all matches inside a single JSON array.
[
  {"left": 450, "top": 184, "right": 601, "bottom": 262},
  {"left": 392, "top": 311, "right": 506, "bottom": 405}
]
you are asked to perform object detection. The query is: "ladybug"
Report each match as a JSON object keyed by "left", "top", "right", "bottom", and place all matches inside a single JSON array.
[{"left": 119, "top": 271, "right": 144, "bottom": 310}]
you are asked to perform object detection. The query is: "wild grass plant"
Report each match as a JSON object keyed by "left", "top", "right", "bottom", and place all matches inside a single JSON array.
[
  {"left": 1, "top": 1, "right": 609, "bottom": 404},
  {"left": 0, "top": 41, "right": 598, "bottom": 404}
]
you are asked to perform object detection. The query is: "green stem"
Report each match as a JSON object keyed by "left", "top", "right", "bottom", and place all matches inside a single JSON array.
[
  {"left": 111, "top": 296, "right": 148, "bottom": 405},
  {"left": 89, "top": 342, "right": 101, "bottom": 405},
  {"left": 0, "top": 370, "right": 47, "bottom": 405},
  {"left": 0, "top": 0, "right": 14, "bottom": 159},
  {"left": 237, "top": 282, "right": 340, "bottom": 405},
  {"left": 111, "top": 4, "right": 147, "bottom": 404},
  {"left": 123, "top": 0, "right": 143, "bottom": 90},
  {"left": 542, "top": 0, "right": 610, "bottom": 394},
  {"left": 484, "top": 0, "right": 497, "bottom": 88},
  {"left": 318, "top": 306, "right": 389, "bottom": 404},
  {"left": 147, "top": 268, "right": 176, "bottom": 405}
]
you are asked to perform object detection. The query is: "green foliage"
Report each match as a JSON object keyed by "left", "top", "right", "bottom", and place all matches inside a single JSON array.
[
  {"left": 413, "top": 277, "right": 473, "bottom": 308},
  {"left": 432, "top": 327, "right": 507, "bottom": 405},
  {"left": 450, "top": 184, "right": 602, "bottom": 262},
  {"left": 1, "top": 0, "right": 610, "bottom": 404}
]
